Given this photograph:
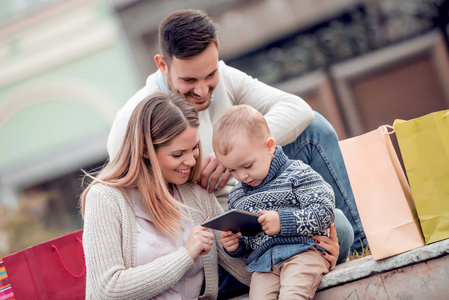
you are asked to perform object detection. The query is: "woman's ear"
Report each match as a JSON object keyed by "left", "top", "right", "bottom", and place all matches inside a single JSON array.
[
  {"left": 143, "top": 146, "right": 150, "bottom": 159},
  {"left": 266, "top": 137, "right": 276, "bottom": 155},
  {"left": 154, "top": 54, "right": 167, "bottom": 75}
]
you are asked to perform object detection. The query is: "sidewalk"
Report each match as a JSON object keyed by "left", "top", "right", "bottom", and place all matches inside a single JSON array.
[{"left": 230, "top": 238, "right": 449, "bottom": 299}]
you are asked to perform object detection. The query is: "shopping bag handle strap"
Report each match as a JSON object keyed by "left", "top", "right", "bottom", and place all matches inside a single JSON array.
[
  {"left": 52, "top": 237, "right": 85, "bottom": 278},
  {"left": 379, "top": 125, "right": 395, "bottom": 135}
]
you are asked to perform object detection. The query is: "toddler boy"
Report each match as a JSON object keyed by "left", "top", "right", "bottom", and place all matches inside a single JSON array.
[{"left": 212, "top": 105, "right": 335, "bottom": 299}]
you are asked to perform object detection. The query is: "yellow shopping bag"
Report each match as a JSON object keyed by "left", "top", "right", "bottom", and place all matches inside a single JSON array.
[{"left": 393, "top": 110, "right": 449, "bottom": 244}]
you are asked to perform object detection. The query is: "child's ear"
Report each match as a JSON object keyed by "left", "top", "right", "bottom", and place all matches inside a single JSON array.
[{"left": 266, "top": 137, "right": 276, "bottom": 154}]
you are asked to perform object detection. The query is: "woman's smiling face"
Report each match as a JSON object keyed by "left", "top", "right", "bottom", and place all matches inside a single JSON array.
[{"left": 155, "top": 125, "right": 200, "bottom": 186}]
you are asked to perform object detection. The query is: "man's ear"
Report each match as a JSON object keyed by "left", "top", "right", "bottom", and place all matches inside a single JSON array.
[
  {"left": 266, "top": 137, "right": 276, "bottom": 155},
  {"left": 154, "top": 54, "right": 168, "bottom": 75}
]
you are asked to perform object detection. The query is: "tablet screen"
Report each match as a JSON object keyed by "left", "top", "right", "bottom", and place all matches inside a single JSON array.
[{"left": 201, "top": 209, "right": 262, "bottom": 236}]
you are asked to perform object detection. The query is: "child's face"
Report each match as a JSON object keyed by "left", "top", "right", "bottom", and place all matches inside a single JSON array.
[{"left": 216, "top": 136, "right": 275, "bottom": 187}]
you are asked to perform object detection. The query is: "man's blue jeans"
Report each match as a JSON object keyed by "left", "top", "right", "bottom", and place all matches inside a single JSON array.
[
  {"left": 282, "top": 111, "right": 367, "bottom": 257},
  {"left": 333, "top": 208, "right": 354, "bottom": 263}
]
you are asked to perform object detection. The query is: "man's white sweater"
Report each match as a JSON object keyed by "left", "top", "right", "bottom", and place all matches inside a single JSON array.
[{"left": 107, "top": 61, "right": 314, "bottom": 208}]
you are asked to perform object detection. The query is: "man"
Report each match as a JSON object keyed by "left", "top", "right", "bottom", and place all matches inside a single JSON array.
[{"left": 108, "top": 8, "right": 365, "bottom": 275}]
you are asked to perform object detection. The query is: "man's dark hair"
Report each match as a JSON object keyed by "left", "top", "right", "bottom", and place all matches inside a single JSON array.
[{"left": 159, "top": 9, "right": 218, "bottom": 66}]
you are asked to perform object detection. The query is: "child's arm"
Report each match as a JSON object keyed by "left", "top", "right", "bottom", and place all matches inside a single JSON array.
[
  {"left": 280, "top": 162, "right": 335, "bottom": 237},
  {"left": 220, "top": 231, "right": 241, "bottom": 252},
  {"left": 258, "top": 209, "right": 281, "bottom": 235},
  {"left": 219, "top": 231, "right": 249, "bottom": 258}
]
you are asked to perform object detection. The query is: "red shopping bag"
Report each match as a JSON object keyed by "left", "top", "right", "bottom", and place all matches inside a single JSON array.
[{"left": 1, "top": 230, "right": 85, "bottom": 300}]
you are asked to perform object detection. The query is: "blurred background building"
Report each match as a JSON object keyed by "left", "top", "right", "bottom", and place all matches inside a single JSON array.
[{"left": 0, "top": 0, "right": 448, "bottom": 255}]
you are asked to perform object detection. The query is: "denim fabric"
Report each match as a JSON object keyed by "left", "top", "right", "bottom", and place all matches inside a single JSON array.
[
  {"left": 246, "top": 242, "right": 316, "bottom": 272},
  {"left": 334, "top": 208, "right": 354, "bottom": 263},
  {"left": 217, "top": 265, "right": 249, "bottom": 300},
  {"left": 282, "top": 111, "right": 367, "bottom": 254}
]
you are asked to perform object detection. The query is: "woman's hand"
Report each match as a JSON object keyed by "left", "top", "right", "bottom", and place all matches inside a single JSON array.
[
  {"left": 312, "top": 223, "right": 339, "bottom": 269},
  {"left": 184, "top": 225, "right": 214, "bottom": 261},
  {"left": 220, "top": 231, "right": 241, "bottom": 252}
]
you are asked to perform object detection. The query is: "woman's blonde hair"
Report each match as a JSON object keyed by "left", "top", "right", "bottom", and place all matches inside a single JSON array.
[{"left": 80, "top": 91, "right": 202, "bottom": 236}]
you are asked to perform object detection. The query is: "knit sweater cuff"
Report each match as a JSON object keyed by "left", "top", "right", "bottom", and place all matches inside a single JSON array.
[
  {"left": 278, "top": 209, "right": 298, "bottom": 236},
  {"left": 172, "top": 247, "right": 195, "bottom": 274}
]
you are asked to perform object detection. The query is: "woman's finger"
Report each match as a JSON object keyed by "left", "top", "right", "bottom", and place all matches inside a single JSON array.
[
  {"left": 328, "top": 223, "right": 338, "bottom": 243},
  {"left": 321, "top": 250, "right": 337, "bottom": 269},
  {"left": 314, "top": 237, "right": 335, "bottom": 253}
]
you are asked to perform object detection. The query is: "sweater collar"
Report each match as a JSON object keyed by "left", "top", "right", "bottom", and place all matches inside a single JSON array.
[
  {"left": 241, "top": 145, "right": 288, "bottom": 191},
  {"left": 156, "top": 70, "right": 170, "bottom": 92}
]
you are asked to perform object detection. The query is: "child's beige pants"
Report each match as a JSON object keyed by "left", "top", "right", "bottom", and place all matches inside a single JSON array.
[{"left": 249, "top": 247, "right": 330, "bottom": 300}]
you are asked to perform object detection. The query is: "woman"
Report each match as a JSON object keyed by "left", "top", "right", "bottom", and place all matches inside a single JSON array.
[{"left": 80, "top": 91, "right": 251, "bottom": 299}]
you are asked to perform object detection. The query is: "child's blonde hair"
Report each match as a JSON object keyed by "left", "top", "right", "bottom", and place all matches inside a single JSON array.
[{"left": 213, "top": 105, "right": 271, "bottom": 156}]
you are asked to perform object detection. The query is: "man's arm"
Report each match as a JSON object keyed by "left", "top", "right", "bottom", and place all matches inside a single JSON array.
[
  {"left": 222, "top": 62, "right": 314, "bottom": 146},
  {"left": 107, "top": 75, "right": 159, "bottom": 160},
  {"left": 107, "top": 112, "right": 129, "bottom": 160}
]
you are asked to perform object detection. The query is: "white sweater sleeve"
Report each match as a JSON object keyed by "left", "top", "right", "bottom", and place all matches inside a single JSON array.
[
  {"left": 107, "top": 74, "right": 160, "bottom": 160},
  {"left": 222, "top": 62, "right": 314, "bottom": 146},
  {"left": 83, "top": 185, "right": 195, "bottom": 300}
]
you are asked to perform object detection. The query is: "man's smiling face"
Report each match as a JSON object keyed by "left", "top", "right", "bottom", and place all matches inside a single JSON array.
[{"left": 162, "top": 43, "right": 219, "bottom": 112}]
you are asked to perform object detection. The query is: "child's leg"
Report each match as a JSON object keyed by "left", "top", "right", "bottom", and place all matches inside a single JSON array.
[
  {"left": 279, "top": 248, "right": 330, "bottom": 299},
  {"left": 249, "top": 268, "right": 281, "bottom": 300}
]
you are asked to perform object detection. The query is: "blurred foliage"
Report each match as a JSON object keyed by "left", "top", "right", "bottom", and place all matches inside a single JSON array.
[{"left": 0, "top": 189, "right": 81, "bottom": 257}]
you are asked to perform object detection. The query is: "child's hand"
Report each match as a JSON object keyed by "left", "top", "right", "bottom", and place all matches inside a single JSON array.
[
  {"left": 220, "top": 231, "right": 241, "bottom": 252},
  {"left": 258, "top": 209, "right": 281, "bottom": 235}
]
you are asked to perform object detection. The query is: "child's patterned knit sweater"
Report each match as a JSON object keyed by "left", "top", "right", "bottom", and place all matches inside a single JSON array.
[{"left": 227, "top": 146, "right": 335, "bottom": 266}]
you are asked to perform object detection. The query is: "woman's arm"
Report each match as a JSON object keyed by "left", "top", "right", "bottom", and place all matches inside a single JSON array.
[{"left": 83, "top": 185, "right": 195, "bottom": 299}]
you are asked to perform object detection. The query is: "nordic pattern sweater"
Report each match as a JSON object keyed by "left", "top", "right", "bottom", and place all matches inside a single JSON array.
[{"left": 227, "top": 146, "right": 335, "bottom": 265}]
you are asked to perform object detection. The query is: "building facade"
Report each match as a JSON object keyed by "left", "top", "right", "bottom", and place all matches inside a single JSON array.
[
  {"left": 0, "top": 0, "right": 448, "bottom": 254},
  {"left": 0, "top": 0, "right": 138, "bottom": 254}
]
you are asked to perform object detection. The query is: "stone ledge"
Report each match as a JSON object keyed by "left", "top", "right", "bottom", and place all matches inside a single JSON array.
[
  {"left": 229, "top": 238, "right": 449, "bottom": 299},
  {"left": 318, "top": 238, "right": 449, "bottom": 290}
]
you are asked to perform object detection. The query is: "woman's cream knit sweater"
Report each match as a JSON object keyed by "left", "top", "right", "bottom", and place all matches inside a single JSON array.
[{"left": 83, "top": 182, "right": 251, "bottom": 299}]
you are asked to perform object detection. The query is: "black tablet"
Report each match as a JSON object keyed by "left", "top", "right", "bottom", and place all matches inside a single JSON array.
[{"left": 201, "top": 209, "right": 262, "bottom": 236}]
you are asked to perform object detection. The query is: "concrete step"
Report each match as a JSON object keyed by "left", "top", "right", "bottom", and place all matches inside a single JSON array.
[{"left": 230, "top": 238, "right": 449, "bottom": 299}]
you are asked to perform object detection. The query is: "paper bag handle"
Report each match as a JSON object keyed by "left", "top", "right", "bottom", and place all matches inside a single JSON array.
[
  {"left": 52, "top": 237, "right": 85, "bottom": 278},
  {"left": 379, "top": 125, "right": 395, "bottom": 135}
]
